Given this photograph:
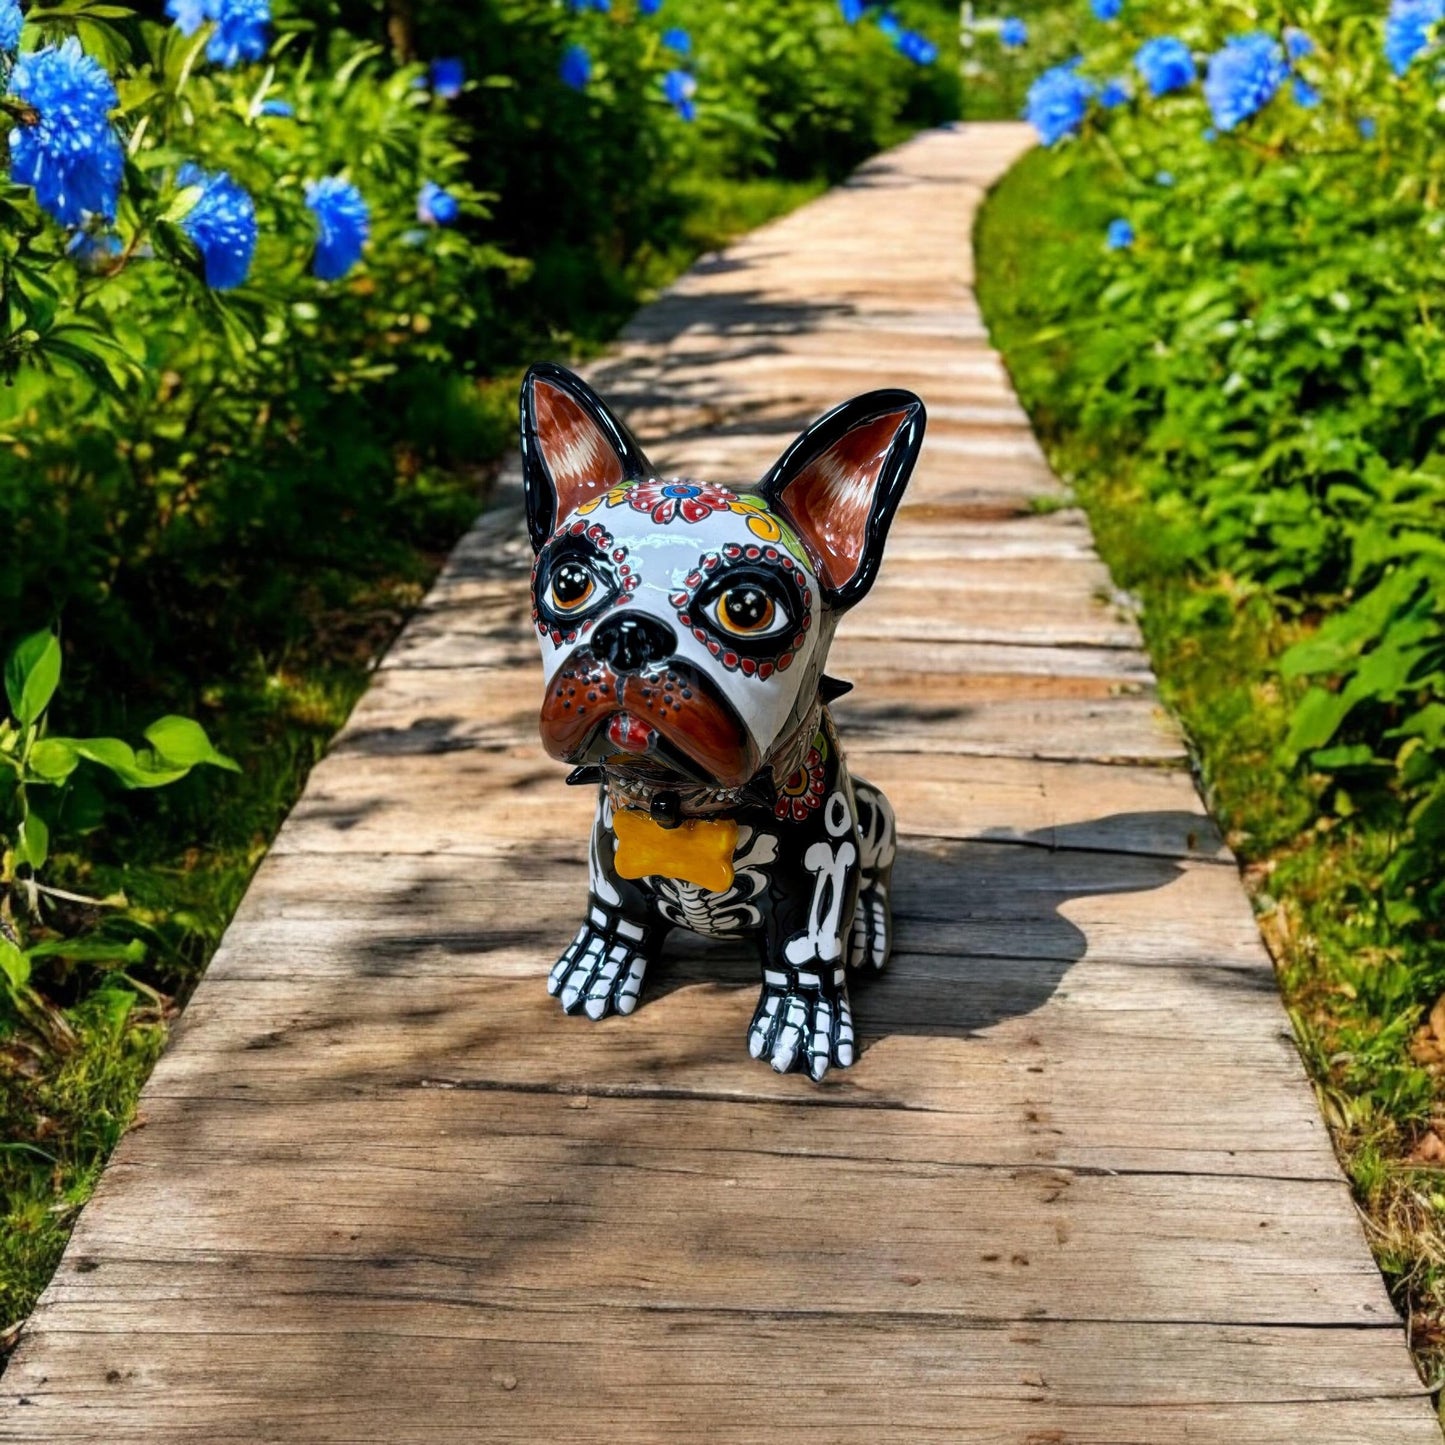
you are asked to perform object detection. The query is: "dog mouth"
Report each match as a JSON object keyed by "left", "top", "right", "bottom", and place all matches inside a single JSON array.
[{"left": 539, "top": 656, "right": 760, "bottom": 790}]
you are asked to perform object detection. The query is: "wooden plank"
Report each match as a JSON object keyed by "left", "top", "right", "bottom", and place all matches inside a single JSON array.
[{"left": 2, "top": 1313, "right": 1433, "bottom": 1443}]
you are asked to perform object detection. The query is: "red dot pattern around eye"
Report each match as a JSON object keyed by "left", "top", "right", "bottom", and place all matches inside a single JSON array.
[{"left": 668, "top": 543, "right": 813, "bottom": 676}]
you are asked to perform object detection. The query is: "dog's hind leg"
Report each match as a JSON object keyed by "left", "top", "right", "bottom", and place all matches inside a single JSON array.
[{"left": 848, "top": 777, "right": 896, "bottom": 973}]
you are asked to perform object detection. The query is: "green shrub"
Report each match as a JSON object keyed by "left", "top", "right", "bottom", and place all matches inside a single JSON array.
[{"left": 990, "top": 0, "right": 1445, "bottom": 933}]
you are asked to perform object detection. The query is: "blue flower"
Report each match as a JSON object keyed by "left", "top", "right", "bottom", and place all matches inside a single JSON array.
[
  {"left": 1155, "top": 170, "right": 1174, "bottom": 186},
  {"left": 65, "top": 227, "right": 122, "bottom": 271},
  {"left": 304, "top": 175, "right": 368, "bottom": 281},
  {"left": 638, "top": 0, "right": 661, "bottom": 12},
  {"left": 662, "top": 68, "right": 696, "bottom": 120},
  {"left": 1099, "top": 77, "right": 1130, "bottom": 109},
  {"left": 7, "top": 38, "right": 125, "bottom": 224},
  {"left": 0, "top": 0, "right": 23, "bottom": 52},
  {"left": 1000, "top": 17, "right": 1027, "bottom": 48},
  {"left": 416, "top": 180, "right": 458, "bottom": 226},
  {"left": 897, "top": 30, "right": 937, "bottom": 65},
  {"left": 661, "top": 26, "right": 690, "bottom": 55},
  {"left": 1384, "top": 0, "right": 1443, "bottom": 75},
  {"left": 429, "top": 57, "right": 465, "bottom": 97},
  {"left": 559, "top": 43, "right": 591, "bottom": 90},
  {"left": 1204, "top": 33, "right": 1287, "bottom": 131},
  {"left": 1091, "top": 0, "right": 1122, "bottom": 19},
  {"left": 1292, "top": 76, "right": 1320, "bottom": 107},
  {"left": 839, "top": 0, "right": 863, "bottom": 22},
  {"left": 1284, "top": 27, "right": 1314, "bottom": 62},
  {"left": 1134, "top": 36, "right": 1195, "bottom": 96},
  {"left": 1024, "top": 62, "right": 1094, "bottom": 146},
  {"left": 164, "top": 0, "right": 209, "bottom": 35},
  {"left": 207, "top": 0, "right": 269, "bottom": 69},
  {"left": 1358, "top": 115, "right": 1378, "bottom": 139},
  {"left": 568, "top": 0, "right": 610, "bottom": 11},
  {"left": 260, "top": 97, "right": 293, "bottom": 116},
  {"left": 176, "top": 163, "right": 256, "bottom": 289},
  {"left": 875, "top": 10, "right": 901, "bottom": 40},
  {"left": 1106, "top": 218, "right": 1134, "bottom": 250}
]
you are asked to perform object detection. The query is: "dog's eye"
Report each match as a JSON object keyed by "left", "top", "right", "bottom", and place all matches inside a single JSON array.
[
  {"left": 709, "top": 585, "right": 788, "bottom": 638},
  {"left": 550, "top": 561, "right": 598, "bottom": 613}
]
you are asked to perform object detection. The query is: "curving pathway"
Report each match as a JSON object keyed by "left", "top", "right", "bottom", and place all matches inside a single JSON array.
[{"left": 0, "top": 123, "right": 1436, "bottom": 1443}]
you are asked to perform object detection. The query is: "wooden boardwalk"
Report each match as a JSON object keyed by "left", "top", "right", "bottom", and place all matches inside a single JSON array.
[{"left": 1, "top": 124, "right": 1436, "bottom": 1442}]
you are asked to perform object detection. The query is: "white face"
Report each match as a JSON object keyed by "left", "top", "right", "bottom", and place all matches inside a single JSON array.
[{"left": 531, "top": 478, "right": 832, "bottom": 782}]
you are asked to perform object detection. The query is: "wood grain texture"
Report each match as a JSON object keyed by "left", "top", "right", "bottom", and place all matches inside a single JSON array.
[{"left": 1, "top": 123, "right": 1434, "bottom": 1443}]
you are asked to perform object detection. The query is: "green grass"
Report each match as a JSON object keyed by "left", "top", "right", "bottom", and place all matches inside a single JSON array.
[
  {"left": 976, "top": 145, "right": 1445, "bottom": 1387},
  {"left": 0, "top": 172, "right": 823, "bottom": 1347}
]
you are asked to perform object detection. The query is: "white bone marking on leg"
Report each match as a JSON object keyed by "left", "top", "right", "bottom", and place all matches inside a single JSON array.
[
  {"left": 589, "top": 797, "right": 621, "bottom": 907},
  {"left": 784, "top": 833, "right": 858, "bottom": 965}
]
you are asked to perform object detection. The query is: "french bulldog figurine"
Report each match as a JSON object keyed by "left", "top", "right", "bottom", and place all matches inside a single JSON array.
[{"left": 520, "top": 363, "right": 924, "bottom": 1079}]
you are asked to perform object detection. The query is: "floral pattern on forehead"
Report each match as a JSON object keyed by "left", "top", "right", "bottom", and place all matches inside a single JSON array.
[{"left": 578, "top": 479, "right": 813, "bottom": 566}]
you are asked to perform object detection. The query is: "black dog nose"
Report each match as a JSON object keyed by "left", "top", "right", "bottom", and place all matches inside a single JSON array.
[{"left": 590, "top": 614, "right": 677, "bottom": 673}]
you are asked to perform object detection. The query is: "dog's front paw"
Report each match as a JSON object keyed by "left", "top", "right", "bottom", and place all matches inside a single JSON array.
[
  {"left": 748, "top": 968, "right": 855, "bottom": 1081},
  {"left": 548, "top": 910, "right": 652, "bottom": 1020}
]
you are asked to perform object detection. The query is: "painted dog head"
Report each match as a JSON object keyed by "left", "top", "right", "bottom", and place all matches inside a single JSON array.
[{"left": 520, "top": 362, "right": 925, "bottom": 794}]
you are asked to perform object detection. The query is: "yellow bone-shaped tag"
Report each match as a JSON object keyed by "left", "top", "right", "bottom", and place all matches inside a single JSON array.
[{"left": 612, "top": 809, "right": 737, "bottom": 893}]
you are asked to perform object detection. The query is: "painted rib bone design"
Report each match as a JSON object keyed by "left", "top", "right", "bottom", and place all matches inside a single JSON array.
[{"left": 520, "top": 361, "right": 923, "bottom": 1079}]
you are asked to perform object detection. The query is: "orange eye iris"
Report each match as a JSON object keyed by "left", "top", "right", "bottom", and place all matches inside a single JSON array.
[
  {"left": 716, "top": 587, "right": 776, "bottom": 636},
  {"left": 550, "top": 562, "right": 596, "bottom": 613}
]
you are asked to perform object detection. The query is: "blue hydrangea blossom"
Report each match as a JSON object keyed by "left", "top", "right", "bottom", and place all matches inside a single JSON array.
[
  {"left": 1292, "top": 76, "right": 1320, "bottom": 107},
  {"left": 838, "top": 0, "right": 863, "bottom": 22},
  {"left": 164, "top": 0, "right": 209, "bottom": 35},
  {"left": 260, "top": 98, "right": 293, "bottom": 117},
  {"left": 1358, "top": 115, "right": 1378, "bottom": 140},
  {"left": 0, "top": 0, "right": 23, "bottom": 52},
  {"left": 1204, "top": 33, "right": 1287, "bottom": 132},
  {"left": 875, "top": 11, "right": 901, "bottom": 40},
  {"left": 559, "top": 44, "right": 591, "bottom": 91},
  {"left": 304, "top": 175, "right": 369, "bottom": 281},
  {"left": 638, "top": 0, "right": 662, "bottom": 13},
  {"left": 897, "top": 30, "right": 937, "bottom": 65},
  {"left": 1134, "top": 37, "right": 1195, "bottom": 97},
  {"left": 177, "top": 163, "right": 257, "bottom": 289},
  {"left": 1106, "top": 218, "right": 1134, "bottom": 250},
  {"left": 1091, "top": 0, "right": 1122, "bottom": 19},
  {"left": 661, "top": 27, "right": 690, "bottom": 55},
  {"left": 1025, "top": 62, "right": 1094, "bottom": 146},
  {"left": 1099, "top": 78, "right": 1130, "bottom": 109},
  {"left": 65, "top": 228, "right": 122, "bottom": 271},
  {"left": 662, "top": 68, "right": 696, "bottom": 121},
  {"left": 429, "top": 57, "right": 464, "bottom": 98},
  {"left": 1284, "top": 27, "right": 1314, "bottom": 62},
  {"left": 7, "top": 38, "right": 125, "bottom": 224},
  {"left": 166, "top": 0, "right": 269, "bottom": 68},
  {"left": 417, "top": 180, "right": 459, "bottom": 226},
  {"left": 1000, "top": 17, "right": 1027, "bottom": 48},
  {"left": 1384, "top": 0, "right": 1443, "bottom": 75}
]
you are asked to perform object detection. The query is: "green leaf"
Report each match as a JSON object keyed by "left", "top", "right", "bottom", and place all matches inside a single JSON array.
[
  {"left": 25, "top": 936, "right": 146, "bottom": 964},
  {"left": 68, "top": 738, "right": 189, "bottom": 789},
  {"left": 5, "top": 630, "right": 61, "bottom": 727},
  {"left": 0, "top": 938, "right": 31, "bottom": 996},
  {"left": 27, "top": 737, "right": 79, "bottom": 783},
  {"left": 1285, "top": 686, "right": 1353, "bottom": 758},
  {"left": 15, "top": 813, "right": 49, "bottom": 871},
  {"left": 143, "top": 716, "right": 240, "bottom": 772}
]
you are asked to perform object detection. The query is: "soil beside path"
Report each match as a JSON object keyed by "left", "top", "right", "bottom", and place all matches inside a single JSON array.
[{"left": 0, "top": 123, "right": 1436, "bottom": 1443}]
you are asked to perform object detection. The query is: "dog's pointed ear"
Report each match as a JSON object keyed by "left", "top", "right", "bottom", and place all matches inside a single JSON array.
[
  {"left": 758, "top": 390, "right": 925, "bottom": 608},
  {"left": 520, "top": 363, "right": 652, "bottom": 550}
]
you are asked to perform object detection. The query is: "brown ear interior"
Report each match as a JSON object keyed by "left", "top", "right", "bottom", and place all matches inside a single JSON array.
[
  {"left": 533, "top": 379, "right": 629, "bottom": 519},
  {"left": 773, "top": 408, "right": 912, "bottom": 591}
]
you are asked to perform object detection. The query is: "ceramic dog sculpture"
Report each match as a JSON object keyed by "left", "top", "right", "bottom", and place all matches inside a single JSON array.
[{"left": 520, "top": 363, "right": 924, "bottom": 1079}]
